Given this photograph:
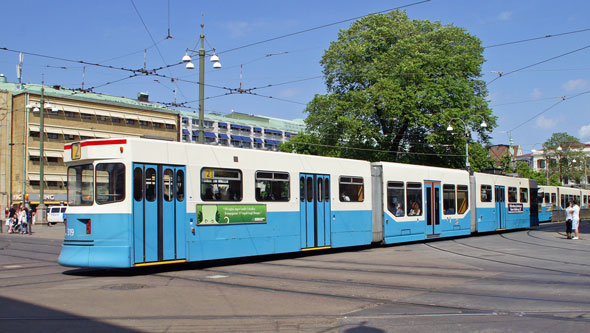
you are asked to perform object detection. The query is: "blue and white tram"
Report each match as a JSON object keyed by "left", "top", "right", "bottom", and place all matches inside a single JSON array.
[
  {"left": 371, "top": 162, "right": 472, "bottom": 244},
  {"left": 58, "top": 138, "right": 536, "bottom": 268},
  {"left": 59, "top": 138, "right": 373, "bottom": 267},
  {"left": 537, "top": 185, "right": 558, "bottom": 222},
  {"left": 471, "top": 173, "right": 535, "bottom": 231}
]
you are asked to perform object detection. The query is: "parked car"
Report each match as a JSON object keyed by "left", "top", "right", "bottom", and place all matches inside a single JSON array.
[{"left": 47, "top": 206, "right": 67, "bottom": 224}]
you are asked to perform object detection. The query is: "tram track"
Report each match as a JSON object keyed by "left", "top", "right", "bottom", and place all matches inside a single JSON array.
[{"left": 424, "top": 242, "right": 590, "bottom": 277}]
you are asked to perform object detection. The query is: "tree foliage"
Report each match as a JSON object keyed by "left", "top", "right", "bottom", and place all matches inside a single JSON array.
[
  {"left": 542, "top": 132, "right": 584, "bottom": 185},
  {"left": 301, "top": 10, "right": 495, "bottom": 168}
]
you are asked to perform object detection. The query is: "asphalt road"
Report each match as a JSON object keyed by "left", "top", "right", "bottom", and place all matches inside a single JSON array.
[{"left": 0, "top": 221, "right": 589, "bottom": 332}]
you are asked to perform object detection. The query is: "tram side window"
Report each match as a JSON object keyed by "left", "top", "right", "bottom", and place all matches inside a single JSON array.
[
  {"left": 457, "top": 185, "right": 469, "bottom": 214},
  {"left": 163, "top": 169, "right": 174, "bottom": 202},
  {"left": 406, "top": 182, "right": 422, "bottom": 216},
  {"left": 519, "top": 188, "right": 528, "bottom": 203},
  {"left": 544, "top": 193, "right": 550, "bottom": 204},
  {"left": 537, "top": 192, "right": 544, "bottom": 204},
  {"left": 201, "top": 168, "right": 242, "bottom": 201},
  {"left": 133, "top": 167, "right": 143, "bottom": 201},
  {"left": 551, "top": 193, "right": 556, "bottom": 204},
  {"left": 255, "top": 171, "right": 289, "bottom": 202},
  {"left": 67, "top": 164, "right": 94, "bottom": 206},
  {"left": 508, "top": 187, "right": 518, "bottom": 203},
  {"left": 560, "top": 194, "right": 565, "bottom": 208},
  {"left": 96, "top": 163, "right": 125, "bottom": 204},
  {"left": 387, "top": 182, "right": 405, "bottom": 217},
  {"left": 145, "top": 168, "right": 156, "bottom": 202},
  {"left": 176, "top": 170, "right": 185, "bottom": 202},
  {"left": 339, "top": 176, "right": 364, "bottom": 202},
  {"left": 480, "top": 184, "right": 492, "bottom": 202},
  {"left": 443, "top": 184, "right": 456, "bottom": 214}
]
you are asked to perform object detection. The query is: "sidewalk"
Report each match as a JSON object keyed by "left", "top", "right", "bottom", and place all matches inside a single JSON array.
[{"left": 1, "top": 222, "right": 64, "bottom": 240}]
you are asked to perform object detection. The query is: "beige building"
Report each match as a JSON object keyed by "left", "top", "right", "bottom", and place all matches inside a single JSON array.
[{"left": 0, "top": 75, "right": 178, "bottom": 213}]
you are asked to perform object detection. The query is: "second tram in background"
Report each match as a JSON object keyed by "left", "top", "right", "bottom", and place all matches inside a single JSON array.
[
  {"left": 59, "top": 138, "right": 538, "bottom": 268},
  {"left": 537, "top": 185, "right": 590, "bottom": 222}
]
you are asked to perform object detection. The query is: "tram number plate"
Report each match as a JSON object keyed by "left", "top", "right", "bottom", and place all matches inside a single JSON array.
[{"left": 66, "top": 228, "right": 75, "bottom": 237}]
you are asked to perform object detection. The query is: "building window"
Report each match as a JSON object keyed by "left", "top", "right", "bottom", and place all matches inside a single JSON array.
[
  {"left": 97, "top": 115, "right": 109, "bottom": 122},
  {"left": 65, "top": 111, "right": 77, "bottom": 118},
  {"left": 47, "top": 133, "right": 60, "bottom": 140},
  {"left": 30, "top": 131, "right": 40, "bottom": 138},
  {"left": 112, "top": 117, "right": 122, "bottom": 123},
  {"left": 153, "top": 122, "right": 162, "bottom": 128},
  {"left": 139, "top": 120, "right": 149, "bottom": 127},
  {"left": 81, "top": 113, "right": 93, "bottom": 120},
  {"left": 165, "top": 124, "right": 175, "bottom": 130},
  {"left": 126, "top": 119, "right": 135, "bottom": 125},
  {"left": 537, "top": 159, "right": 546, "bottom": 169},
  {"left": 64, "top": 134, "right": 76, "bottom": 141}
]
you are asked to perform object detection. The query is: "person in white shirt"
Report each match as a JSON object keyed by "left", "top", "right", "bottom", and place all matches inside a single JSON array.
[
  {"left": 565, "top": 201, "right": 574, "bottom": 239},
  {"left": 572, "top": 200, "right": 581, "bottom": 240}
]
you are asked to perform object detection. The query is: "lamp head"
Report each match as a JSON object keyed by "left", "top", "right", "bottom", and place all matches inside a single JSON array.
[
  {"left": 446, "top": 125, "right": 453, "bottom": 131},
  {"left": 185, "top": 61, "right": 195, "bottom": 70},
  {"left": 182, "top": 52, "right": 192, "bottom": 63}
]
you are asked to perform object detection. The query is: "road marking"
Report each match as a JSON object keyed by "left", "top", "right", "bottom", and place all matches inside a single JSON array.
[
  {"left": 4, "top": 265, "right": 23, "bottom": 269},
  {"left": 206, "top": 275, "right": 228, "bottom": 279}
]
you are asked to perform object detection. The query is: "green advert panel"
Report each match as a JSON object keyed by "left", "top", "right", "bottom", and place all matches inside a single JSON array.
[{"left": 197, "top": 204, "right": 267, "bottom": 225}]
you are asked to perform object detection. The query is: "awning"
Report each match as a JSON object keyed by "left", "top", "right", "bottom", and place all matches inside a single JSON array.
[
  {"left": 44, "top": 127, "right": 63, "bottom": 135},
  {"left": 28, "top": 174, "right": 66, "bottom": 182},
  {"left": 62, "top": 128, "right": 80, "bottom": 136},
  {"left": 218, "top": 133, "right": 229, "bottom": 139},
  {"left": 218, "top": 122, "right": 228, "bottom": 127},
  {"left": 45, "top": 150, "right": 64, "bottom": 158},
  {"left": 94, "top": 132, "right": 111, "bottom": 138},
  {"left": 78, "top": 130, "right": 95, "bottom": 137},
  {"left": 265, "top": 139, "right": 281, "bottom": 145},
  {"left": 28, "top": 149, "right": 40, "bottom": 157},
  {"left": 123, "top": 113, "right": 139, "bottom": 120},
  {"left": 78, "top": 108, "right": 95, "bottom": 116},
  {"left": 138, "top": 115, "right": 153, "bottom": 122},
  {"left": 253, "top": 127, "right": 262, "bottom": 132},
  {"left": 231, "top": 124, "right": 251, "bottom": 131},
  {"left": 163, "top": 118, "right": 176, "bottom": 125},
  {"left": 241, "top": 136, "right": 252, "bottom": 143},
  {"left": 182, "top": 129, "right": 191, "bottom": 135},
  {"left": 265, "top": 129, "right": 283, "bottom": 135},
  {"left": 194, "top": 131, "right": 216, "bottom": 138},
  {"left": 29, "top": 125, "right": 40, "bottom": 132},
  {"left": 285, "top": 131, "right": 296, "bottom": 137},
  {"left": 94, "top": 110, "right": 111, "bottom": 117},
  {"left": 254, "top": 138, "right": 263, "bottom": 143}
]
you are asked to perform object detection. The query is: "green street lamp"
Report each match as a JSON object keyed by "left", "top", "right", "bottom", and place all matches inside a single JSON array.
[
  {"left": 447, "top": 116, "right": 487, "bottom": 169},
  {"left": 181, "top": 23, "right": 221, "bottom": 144}
]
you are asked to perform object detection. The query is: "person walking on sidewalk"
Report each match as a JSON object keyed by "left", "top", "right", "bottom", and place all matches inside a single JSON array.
[
  {"left": 565, "top": 201, "right": 574, "bottom": 239},
  {"left": 572, "top": 199, "right": 581, "bottom": 240}
]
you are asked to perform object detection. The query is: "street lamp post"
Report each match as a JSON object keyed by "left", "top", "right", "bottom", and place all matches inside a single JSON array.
[
  {"left": 447, "top": 116, "right": 487, "bottom": 169},
  {"left": 181, "top": 23, "right": 221, "bottom": 144}
]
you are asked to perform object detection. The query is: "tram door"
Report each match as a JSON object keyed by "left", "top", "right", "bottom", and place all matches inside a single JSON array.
[
  {"left": 133, "top": 164, "right": 186, "bottom": 264},
  {"left": 424, "top": 181, "right": 442, "bottom": 236},
  {"left": 299, "top": 174, "right": 331, "bottom": 249},
  {"left": 495, "top": 186, "right": 507, "bottom": 229}
]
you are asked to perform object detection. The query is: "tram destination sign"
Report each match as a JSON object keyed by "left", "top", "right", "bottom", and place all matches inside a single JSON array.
[
  {"left": 508, "top": 203, "right": 524, "bottom": 213},
  {"left": 197, "top": 204, "right": 267, "bottom": 225}
]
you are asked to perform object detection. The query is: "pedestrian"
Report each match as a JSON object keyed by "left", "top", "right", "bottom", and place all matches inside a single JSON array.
[
  {"left": 18, "top": 206, "right": 27, "bottom": 234},
  {"left": 7, "top": 205, "right": 16, "bottom": 233},
  {"left": 572, "top": 199, "right": 581, "bottom": 240},
  {"left": 565, "top": 201, "right": 573, "bottom": 239}
]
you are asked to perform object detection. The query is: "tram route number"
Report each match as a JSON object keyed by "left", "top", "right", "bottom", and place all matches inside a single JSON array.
[{"left": 66, "top": 228, "right": 75, "bottom": 237}]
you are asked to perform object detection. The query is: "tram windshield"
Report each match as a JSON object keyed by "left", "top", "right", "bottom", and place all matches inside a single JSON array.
[{"left": 67, "top": 164, "right": 94, "bottom": 206}]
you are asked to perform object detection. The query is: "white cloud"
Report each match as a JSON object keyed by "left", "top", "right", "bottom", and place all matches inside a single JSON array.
[
  {"left": 580, "top": 124, "right": 590, "bottom": 139},
  {"left": 278, "top": 88, "right": 300, "bottom": 98},
  {"left": 497, "top": 11, "right": 513, "bottom": 21},
  {"left": 563, "top": 79, "right": 588, "bottom": 92},
  {"left": 535, "top": 115, "right": 558, "bottom": 129},
  {"left": 223, "top": 20, "right": 264, "bottom": 38},
  {"left": 530, "top": 88, "right": 542, "bottom": 99}
]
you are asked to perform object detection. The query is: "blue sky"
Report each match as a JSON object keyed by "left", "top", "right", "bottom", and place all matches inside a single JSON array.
[{"left": 1, "top": 0, "right": 589, "bottom": 153}]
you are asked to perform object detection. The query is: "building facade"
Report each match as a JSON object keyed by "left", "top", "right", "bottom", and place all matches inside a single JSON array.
[
  {"left": 0, "top": 75, "right": 304, "bottom": 215},
  {"left": 179, "top": 111, "right": 304, "bottom": 150},
  {"left": 0, "top": 76, "right": 178, "bottom": 213}
]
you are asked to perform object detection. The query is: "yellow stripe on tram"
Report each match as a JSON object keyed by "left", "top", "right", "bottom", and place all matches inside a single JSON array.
[
  {"left": 134, "top": 259, "right": 187, "bottom": 267},
  {"left": 301, "top": 246, "right": 332, "bottom": 252},
  {"left": 496, "top": 228, "right": 507, "bottom": 231}
]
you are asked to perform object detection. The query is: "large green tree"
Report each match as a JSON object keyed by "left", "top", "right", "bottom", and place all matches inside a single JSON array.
[
  {"left": 295, "top": 10, "right": 495, "bottom": 167},
  {"left": 542, "top": 132, "right": 584, "bottom": 184}
]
